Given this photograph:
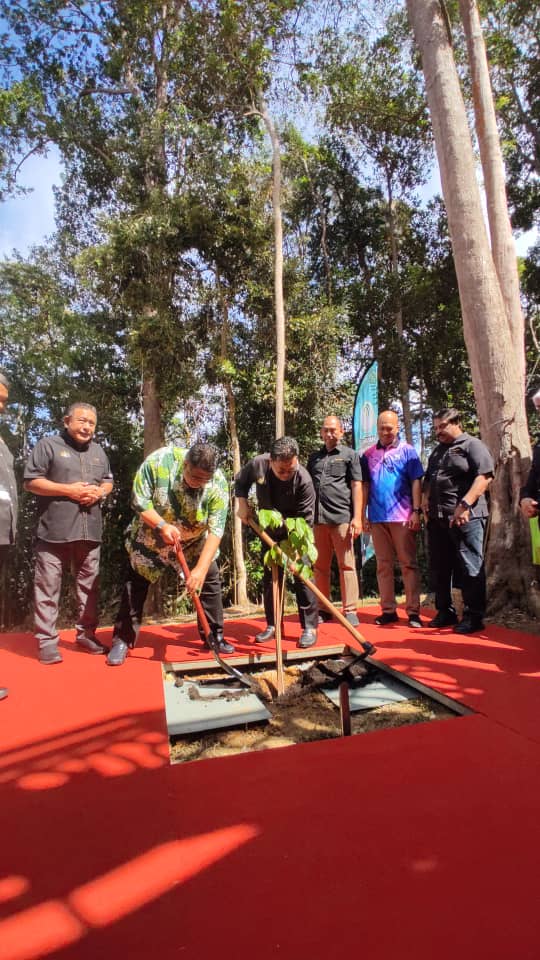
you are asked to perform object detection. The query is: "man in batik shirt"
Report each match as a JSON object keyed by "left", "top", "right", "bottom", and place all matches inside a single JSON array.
[{"left": 107, "top": 442, "right": 232, "bottom": 665}]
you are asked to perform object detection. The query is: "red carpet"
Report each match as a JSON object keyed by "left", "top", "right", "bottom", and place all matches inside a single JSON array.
[{"left": 1, "top": 608, "right": 539, "bottom": 959}]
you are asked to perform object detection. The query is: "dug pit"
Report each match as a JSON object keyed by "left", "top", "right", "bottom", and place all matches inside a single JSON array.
[{"left": 166, "top": 655, "right": 463, "bottom": 764}]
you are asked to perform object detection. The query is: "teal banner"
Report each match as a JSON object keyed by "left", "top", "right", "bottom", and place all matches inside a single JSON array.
[{"left": 353, "top": 360, "right": 378, "bottom": 453}]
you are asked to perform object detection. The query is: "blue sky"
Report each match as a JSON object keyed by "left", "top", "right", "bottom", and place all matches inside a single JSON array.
[
  {"left": 0, "top": 148, "right": 537, "bottom": 259},
  {"left": 0, "top": 148, "right": 61, "bottom": 258}
]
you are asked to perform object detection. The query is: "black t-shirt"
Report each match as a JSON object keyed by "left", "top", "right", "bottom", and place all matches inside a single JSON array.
[
  {"left": 234, "top": 453, "right": 315, "bottom": 525},
  {"left": 24, "top": 430, "right": 113, "bottom": 543},
  {"left": 307, "top": 443, "right": 364, "bottom": 525},
  {"left": 425, "top": 432, "right": 493, "bottom": 519}
]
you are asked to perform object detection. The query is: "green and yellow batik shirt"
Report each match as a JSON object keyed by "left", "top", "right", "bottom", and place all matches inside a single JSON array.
[{"left": 126, "top": 446, "right": 229, "bottom": 582}]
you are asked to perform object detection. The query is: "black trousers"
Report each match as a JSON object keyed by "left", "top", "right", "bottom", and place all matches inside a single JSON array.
[
  {"left": 263, "top": 563, "right": 318, "bottom": 631},
  {"left": 112, "top": 560, "right": 224, "bottom": 647},
  {"left": 427, "top": 517, "right": 487, "bottom": 620}
]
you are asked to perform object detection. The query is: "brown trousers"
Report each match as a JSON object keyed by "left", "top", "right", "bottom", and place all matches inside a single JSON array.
[
  {"left": 370, "top": 522, "right": 420, "bottom": 616},
  {"left": 314, "top": 523, "right": 359, "bottom": 614}
]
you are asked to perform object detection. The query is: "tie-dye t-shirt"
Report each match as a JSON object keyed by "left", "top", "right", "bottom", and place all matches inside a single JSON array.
[{"left": 361, "top": 440, "right": 424, "bottom": 523}]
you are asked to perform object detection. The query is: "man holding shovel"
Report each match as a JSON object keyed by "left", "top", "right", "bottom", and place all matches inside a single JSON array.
[
  {"left": 234, "top": 436, "right": 319, "bottom": 649},
  {"left": 107, "top": 442, "right": 233, "bottom": 666}
]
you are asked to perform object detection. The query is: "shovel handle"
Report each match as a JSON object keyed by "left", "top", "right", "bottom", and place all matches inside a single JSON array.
[
  {"left": 247, "top": 517, "right": 372, "bottom": 653},
  {"left": 174, "top": 541, "right": 212, "bottom": 637}
]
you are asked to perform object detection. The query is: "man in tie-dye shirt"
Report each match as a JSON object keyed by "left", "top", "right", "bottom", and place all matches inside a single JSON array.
[
  {"left": 107, "top": 442, "right": 232, "bottom": 665},
  {"left": 361, "top": 411, "right": 424, "bottom": 628}
]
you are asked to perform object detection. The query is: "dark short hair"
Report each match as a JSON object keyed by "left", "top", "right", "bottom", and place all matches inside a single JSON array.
[
  {"left": 270, "top": 436, "right": 299, "bottom": 461},
  {"left": 434, "top": 407, "right": 461, "bottom": 425},
  {"left": 0, "top": 371, "right": 10, "bottom": 390},
  {"left": 186, "top": 442, "right": 218, "bottom": 474},
  {"left": 66, "top": 401, "right": 97, "bottom": 419}
]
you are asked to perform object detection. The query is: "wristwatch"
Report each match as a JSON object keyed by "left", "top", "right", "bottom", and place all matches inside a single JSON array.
[
  {"left": 413, "top": 508, "right": 423, "bottom": 514},
  {"left": 459, "top": 499, "right": 471, "bottom": 509},
  {"left": 155, "top": 519, "right": 166, "bottom": 531}
]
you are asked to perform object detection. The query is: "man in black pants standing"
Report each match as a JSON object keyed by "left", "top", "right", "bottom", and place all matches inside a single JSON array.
[
  {"left": 423, "top": 408, "right": 493, "bottom": 634},
  {"left": 235, "top": 436, "right": 319, "bottom": 649},
  {"left": 0, "top": 371, "right": 18, "bottom": 699},
  {"left": 24, "top": 402, "right": 113, "bottom": 664}
]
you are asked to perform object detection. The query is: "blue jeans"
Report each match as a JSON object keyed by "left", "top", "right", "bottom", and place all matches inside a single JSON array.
[{"left": 427, "top": 517, "right": 487, "bottom": 620}]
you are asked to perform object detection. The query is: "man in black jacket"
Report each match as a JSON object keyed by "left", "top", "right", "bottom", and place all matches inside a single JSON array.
[
  {"left": 24, "top": 402, "right": 113, "bottom": 664},
  {"left": 235, "top": 436, "right": 318, "bottom": 648},
  {"left": 423, "top": 408, "right": 493, "bottom": 634}
]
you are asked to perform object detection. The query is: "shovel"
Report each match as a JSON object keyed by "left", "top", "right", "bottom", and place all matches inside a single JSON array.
[
  {"left": 248, "top": 518, "right": 376, "bottom": 660},
  {"left": 174, "top": 541, "right": 254, "bottom": 690}
]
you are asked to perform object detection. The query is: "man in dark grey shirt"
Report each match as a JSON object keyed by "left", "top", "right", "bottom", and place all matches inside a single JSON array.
[
  {"left": 24, "top": 402, "right": 113, "bottom": 664},
  {"left": 307, "top": 416, "right": 364, "bottom": 626},
  {"left": 0, "top": 371, "right": 17, "bottom": 699}
]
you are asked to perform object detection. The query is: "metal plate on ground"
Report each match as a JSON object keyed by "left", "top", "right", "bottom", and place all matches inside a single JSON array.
[
  {"left": 322, "top": 675, "right": 416, "bottom": 712},
  {"left": 164, "top": 679, "right": 271, "bottom": 735}
]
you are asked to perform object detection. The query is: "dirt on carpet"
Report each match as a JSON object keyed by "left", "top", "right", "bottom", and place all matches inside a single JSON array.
[{"left": 168, "top": 661, "right": 455, "bottom": 764}]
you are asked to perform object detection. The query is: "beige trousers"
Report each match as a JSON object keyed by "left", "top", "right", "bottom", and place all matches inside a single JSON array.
[
  {"left": 370, "top": 522, "right": 420, "bottom": 616},
  {"left": 314, "top": 523, "right": 360, "bottom": 613}
]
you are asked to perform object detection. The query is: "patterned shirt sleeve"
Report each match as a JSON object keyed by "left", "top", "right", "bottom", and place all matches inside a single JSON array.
[
  {"left": 205, "top": 470, "right": 229, "bottom": 538},
  {"left": 131, "top": 452, "right": 160, "bottom": 513}
]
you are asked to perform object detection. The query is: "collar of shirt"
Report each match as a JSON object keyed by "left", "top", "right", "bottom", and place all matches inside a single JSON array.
[
  {"left": 439, "top": 431, "right": 466, "bottom": 448},
  {"left": 61, "top": 428, "right": 91, "bottom": 453},
  {"left": 376, "top": 437, "right": 400, "bottom": 451},
  {"left": 321, "top": 442, "right": 345, "bottom": 455}
]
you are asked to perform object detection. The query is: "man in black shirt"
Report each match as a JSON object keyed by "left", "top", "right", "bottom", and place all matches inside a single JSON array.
[
  {"left": 24, "top": 402, "right": 113, "bottom": 664},
  {"left": 307, "top": 416, "right": 363, "bottom": 626},
  {"left": 0, "top": 371, "right": 17, "bottom": 699},
  {"left": 235, "top": 436, "right": 318, "bottom": 648},
  {"left": 423, "top": 408, "right": 494, "bottom": 634}
]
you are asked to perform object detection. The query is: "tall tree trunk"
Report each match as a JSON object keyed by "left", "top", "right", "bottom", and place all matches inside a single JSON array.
[
  {"left": 301, "top": 156, "right": 332, "bottom": 304},
  {"left": 258, "top": 96, "right": 286, "bottom": 438},
  {"left": 142, "top": 375, "right": 163, "bottom": 456},
  {"left": 218, "top": 281, "right": 249, "bottom": 608},
  {"left": 407, "top": 0, "right": 534, "bottom": 613},
  {"left": 386, "top": 171, "right": 412, "bottom": 442},
  {"left": 459, "top": 0, "right": 526, "bottom": 392}
]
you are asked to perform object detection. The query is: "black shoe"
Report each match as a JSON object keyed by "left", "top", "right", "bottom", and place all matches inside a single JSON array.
[
  {"left": 408, "top": 614, "right": 423, "bottom": 629},
  {"left": 106, "top": 640, "right": 129, "bottom": 666},
  {"left": 39, "top": 645, "right": 63, "bottom": 665},
  {"left": 298, "top": 628, "right": 317, "bottom": 649},
  {"left": 453, "top": 618, "right": 484, "bottom": 635},
  {"left": 345, "top": 612, "right": 360, "bottom": 627},
  {"left": 205, "top": 629, "right": 235, "bottom": 655},
  {"left": 317, "top": 611, "right": 332, "bottom": 625},
  {"left": 76, "top": 636, "right": 109, "bottom": 655},
  {"left": 428, "top": 611, "right": 458, "bottom": 628},
  {"left": 0, "top": 687, "right": 8, "bottom": 700},
  {"left": 255, "top": 626, "right": 275, "bottom": 644},
  {"left": 375, "top": 612, "right": 399, "bottom": 626}
]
